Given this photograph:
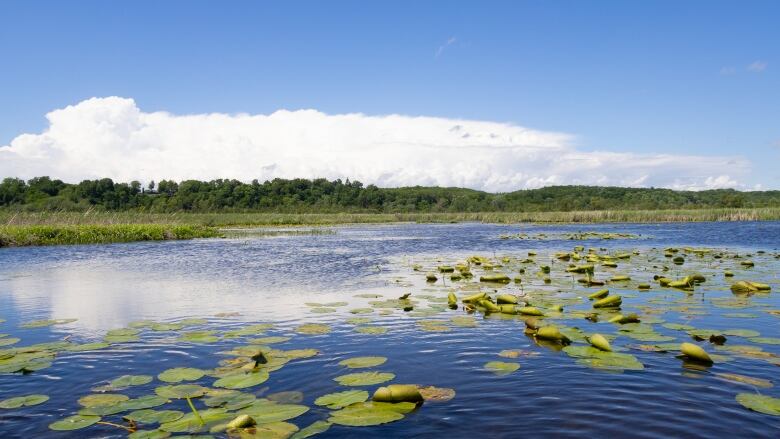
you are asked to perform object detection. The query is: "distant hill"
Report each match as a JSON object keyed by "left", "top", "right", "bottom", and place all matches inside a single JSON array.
[{"left": 2, "top": 176, "right": 779, "bottom": 212}]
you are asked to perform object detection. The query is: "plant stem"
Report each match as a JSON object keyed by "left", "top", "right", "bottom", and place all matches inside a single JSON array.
[{"left": 186, "top": 397, "right": 204, "bottom": 425}]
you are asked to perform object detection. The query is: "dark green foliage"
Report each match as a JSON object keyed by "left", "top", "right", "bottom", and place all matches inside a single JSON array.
[{"left": 1, "top": 176, "right": 779, "bottom": 213}]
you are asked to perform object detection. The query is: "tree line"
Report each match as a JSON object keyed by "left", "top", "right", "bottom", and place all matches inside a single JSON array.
[{"left": 1, "top": 176, "right": 778, "bottom": 213}]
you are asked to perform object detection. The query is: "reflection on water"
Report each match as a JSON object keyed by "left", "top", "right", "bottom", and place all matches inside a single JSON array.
[{"left": 0, "top": 222, "right": 779, "bottom": 438}]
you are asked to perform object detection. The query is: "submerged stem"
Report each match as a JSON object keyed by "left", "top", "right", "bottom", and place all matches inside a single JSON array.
[{"left": 186, "top": 397, "right": 204, "bottom": 425}]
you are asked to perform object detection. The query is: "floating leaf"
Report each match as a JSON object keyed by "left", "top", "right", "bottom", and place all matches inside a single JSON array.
[
  {"left": 213, "top": 370, "right": 269, "bottom": 389},
  {"left": 314, "top": 390, "right": 369, "bottom": 409},
  {"left": 95, "top": 375, "right": 153, "bottom": 391},
  {"left": 49, "top": 414, "right": 100, "bottom": 431},
  {"left": 0, "top": 337, "right": 20, "bottom": 347},
  {"left": 67, "top": 342, "right": 111, "bottom": 352},
  {"left": 338, "top": 356, "right": 387, "bottom": 369},
  {"left": 334, "top": 371, "right": 395, "bottom": 386},
  {"left": 178, "top": 331, "right": 220, "bottom": 343},
  {"left": 249, "top": 336, "right": 291, "bottom": 344},
  {"left": 355, "top": 326, "right": 388, "bottom": 335},
  {"left": 236, "top": 401, "right": 309, "bottom": 423},
  {"left": 78, "top": 393, "right": 129, "bottom": 408},
  {"left": 0, "top": 394, "right": 49, "bottom": 409},
  {"left": 716, "top": 373, "right": 773, "bottom": 388},
  {"left": 155, "top": 384, "right": 208, "bottom": 399},
  {"left": 451, "top": 316, "right": 477, "bottom": 327},
  {"left": 346, "top": 317, "right": 372, "bottom": 325},
  {"left": 21, "top": 318, "right": 77, "bottom": 329},
  {"left": 240, "top": 422, "right": 300, "bottom": 438},
  {"left": 159, "top": 408, "right": 231, "bottom": 433},
  {"left": 750, "top": 337, "right": 780, "bottom": 345},
  {"left": 124, "top": 409, "right": 184, "bottom": 424},
  {"left": 128, "top": 430, "right": 171, "bottom": 439},
  {"left": 158, "top": 367, "right": 206, "bottom": 383},
  {"left": 723, "top": 329, "right": 760, "bottom": 338},
  {"left": 328, "top": 402, "right": 411, "bottom": 426},
  {"left": 735, "top": 393, "right": 780, "bottom": 416},
  {"left": 484, "top": 361, "right": 520, "bottom": 375},
  {"left": 418, "top": 386, "right": 456, "bottom": 402},
  {"left": 203, "top": 390, "right": 256, "bottom": 410},
  {"left": 79, "top": 395, "right": 168, "bottom": 416},
  {"left": 350, "top": 308, "right": 374, "bottom": 314},
  {"left": 295, "top": 324, "right": 331, "bottom": 335},
  {"left": 267, "top": 391, "right": 305, "bottom": 404},
  {"left": 310, "top": 307, "right": 337, "bottom": 314},
  {"left": 291, "top": 420, "right": 331, "bottom": 439}
]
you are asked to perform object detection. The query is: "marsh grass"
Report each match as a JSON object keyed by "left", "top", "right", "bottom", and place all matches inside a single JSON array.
[
  {"left": 0, "top": 224, "right": 221, "bottom": 247},
  {"left": 2, "top": 207, "right": 779, "bottom": 228}
]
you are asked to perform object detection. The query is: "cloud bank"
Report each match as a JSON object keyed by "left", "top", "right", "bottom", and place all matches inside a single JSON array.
[{"left": 0, "top": 97, "right": 749, "bottom": 192}]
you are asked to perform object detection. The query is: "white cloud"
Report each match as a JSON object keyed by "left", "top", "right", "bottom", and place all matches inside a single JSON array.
[
  {"left": 435, "top": 36, "right": 457, "bottom": 57},
  {"left": 0, "top": 97, "right": 751, "bottom": 192},
  {"left": 747, "top": 60, "right": 767, "bottom": 72}
]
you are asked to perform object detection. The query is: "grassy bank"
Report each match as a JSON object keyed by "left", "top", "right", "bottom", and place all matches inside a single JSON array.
[
  {"left": 0, "top": 224, "right": 221, "bottom": 247},
  {"left": 1, "top": 207, "right": 779, "bottom": 228}
]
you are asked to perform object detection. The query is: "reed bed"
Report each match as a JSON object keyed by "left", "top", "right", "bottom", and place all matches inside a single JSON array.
[{"left": 0, "top": 224, "right": 220, "bottom": 247}]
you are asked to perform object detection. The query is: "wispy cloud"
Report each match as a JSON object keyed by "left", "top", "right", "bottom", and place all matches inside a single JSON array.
[
  {"left": 719, "top": 66, "right": 736, "bottom": 75},
  {"left": 747, "top": 60, "right": 767, "bottom": 73},
  {"left": 0, "top": 97, "right": 751, "bottom": 192},
  {"left": 435, "top": 36, "right": 456, "bottom": 58}
]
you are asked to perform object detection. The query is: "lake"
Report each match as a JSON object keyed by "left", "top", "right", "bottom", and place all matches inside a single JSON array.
[{"left": 1, "top": 222, "right": 779, "bottom": 438}]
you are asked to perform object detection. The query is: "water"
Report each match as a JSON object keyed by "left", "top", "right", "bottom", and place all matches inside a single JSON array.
[{"left": 1, "top": 222, "right": 779, "bottom": 438}]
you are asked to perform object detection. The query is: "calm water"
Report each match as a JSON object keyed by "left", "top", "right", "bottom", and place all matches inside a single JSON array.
[{"left": 1, "top": 222, "right": 779, "bottom": 438}]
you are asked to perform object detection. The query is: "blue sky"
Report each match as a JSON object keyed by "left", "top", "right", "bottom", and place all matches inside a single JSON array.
[{"left": 1, "top": 0, "right": 778, "bottom": 190}]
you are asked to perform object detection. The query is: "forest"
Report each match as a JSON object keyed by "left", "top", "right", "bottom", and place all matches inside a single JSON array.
[{"left": 2, "top": 176, "right": 779, "bottom": 213}]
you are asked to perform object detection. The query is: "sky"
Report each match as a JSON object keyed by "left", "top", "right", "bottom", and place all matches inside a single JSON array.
[{"left": 0, "top": 0, "right": 778, "bottom": 191}]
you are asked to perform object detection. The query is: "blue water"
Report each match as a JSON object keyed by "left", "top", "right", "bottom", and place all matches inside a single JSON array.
[{"left": 1, "top": 222, "right": 779, "bottom": 438}]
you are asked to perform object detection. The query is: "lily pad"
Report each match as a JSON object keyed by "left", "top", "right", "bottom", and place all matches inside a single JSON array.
[
  {"left": 334, "top": 371, "right": 395, "bottom": 386},
  {"left": 716, "top": 373, "right": 773, "bottom": 388},
  {"left": 295, "top": 324, "right": 331, "bottom": 335},
  {"left": 355, "top": 326, "right": 388, "bottom": 335},
  {"left": 21, "top": 318, "right": 77, "bottom": 329},
  {"left": 735, "top": 393, "right": 780, "bottom": 416},
  {"left": 49, "top": 414, "right": 101, "bottom": 431},
  {"left": 160, "top": 408, "right": 231, "bottom": 433},
  {"left": 750, "top": 337, "right": 780, "bottom": 345},
  {"left": 158, "top": 367, "right": 206, "bottom": 383},
  {"left": 338, "top": 356, "right": 388, "bottom": 369},
  {"left": 267, "top": 391, "right": 305, "bottom": 404},
  {"left": 155, "top": 384, "right": 208, "bottom": 399},
  {"left": 236, "top": 401, "right": 310, "bottom": 423},
  {"left": 95, "top": 374, "right": 153, "bottom": 391},
  {"left": 314, "top": 390, "right": 369, "bottom": 409},
  {"left": 291, "top": 420, "right": 332, "bottom": 439},
  {"left": 0, "top": 394, "right": 49, "bottom": 409},
  {"left": 239, "top": 422, "right": 300, "bottom": 438},
  {"left": 213, "top": 370, "right": 269, "bottom": 389},
  {"left": 328, "top": 402, "right": 411, "bottom": 426},
  {"left": 484, "top": 361, "right": 520, "bottom": 375},
  {"left": 249, "top": 336, "right": 291, "bottom": 344},
  {"left": 67, "top": 342, "right": 111, "bottom": 352},
  {"left": 124, "top": 409, "right": 184, "bottom": 424},
  {"left": 78, "top": 393, "right": 129, "bottom": 408},
  {"left": 418, "top": 386, "right": 456, "bottom": 402},
  {"left": 203, "top": 390, "right": 257, "bottom": 410},
  {"left": 128, "top": 430, "right": 171, "bottom": 439}
]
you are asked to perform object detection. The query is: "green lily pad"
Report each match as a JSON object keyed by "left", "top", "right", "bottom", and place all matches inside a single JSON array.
[
  {"left": 67, "top": 342, "right": 111, "bottom": 351},
  {"left": 95, "top": 375, "right": 153, "bottom": 391},
  {"left": 203, "top": 390, "right": 256, "bottom": 410},
  {"left": 0, "top": 394, "right": 49, "bottom": 409},
  {"left": 49, "top": 414, "right": 101, "bottom": 431},
  {"left": 735, "top": 393, "right": 780, "bottom": 416},
  {"left": 155, "top": 384, "right": 208, "bottom": 399},
  {"left": 78, "top": 393, "right": 129, "bottom": 408},
  {"left": 213, "top": 370, "right": 269, "bottom": 389},
  {"left": 350, "top": 308, "right": 374, "bottom": 314},
  {"left": 328, "top": 402, "right": 410, "bottom": 426},
  {"left": 158, "top": 367, "right": 206, "bottom": 383},
  {"left": 724, "top": 329, "right": 760, "bottom": 338},
  {"left": 239, "top": 422, "right": 300, "bottom": 438},
  {"left": 248, "top": 336, "right": 291, "bottom": 344},
  {"left": 295, "top": 324, "right": 331, "bottom": 335},
  {"left": 79, "top": 395, "right": 169, "bottom": 416},
  {"left": 21, "top": 318, "right": 77, "bottom": 329},
  {"left": 178, "top": 331, "right": 220, "bottom": 343},
  {"left": 338, "top": 356, "right": 388, "bottom": 369},
  {"left": 563, "top": 345, "right": 645, "bottom": 371},
  {"left": 662, "top": 323, "right": 694, "bottom": 331},
  {"left": 314, "top": 390, "right": 369, "bottom": 409},
  {"left": 159, "top": 408, "right": 231, "bottom": 433},
  {"left": 291, "top": 420, "right": 332, "bottom": 439},
  {"left": 150, "top": 323, "right": 185, "bottom": 332},
  {"left": 124, "top": 409, "right": 184, "bottom": 424},
  {"left": 451, "top": 316, "right": 478, "bottom": 327},
  {"left": 128, "top": 429, "right": 171, "bottom": 439},
  {"left": 334, "top": 371, "right": 395, "bottom": 386},
  {"left": 750, "top": 337, "right": 780, "bottom": 345},
  {"left": 106, "top": 328, "right": 140, "bottom": 337},
  {"left": 484, "top": 361, "right": 520, "bottom": 375},
  {"left": 236, "top": 401, "right": 310, "bottom": 423},
  {"left": 355, "top": 326, "right": 388, "bottom": 335},
  {"left": 0, "top": 337, "right": 20, "bottom": 347},
  {"left": 267, "top": 391, "right": 304, "bottom": 404},
  {"left": 104, "top": 334, "right": 140, "bottom": 343},
  {"left": 346, "top": 317, "right": 373, "bottom": 325}
]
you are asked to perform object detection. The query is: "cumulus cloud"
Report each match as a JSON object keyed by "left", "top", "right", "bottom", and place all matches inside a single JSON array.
[
  {"left": 747, "top": 60, "right": 767, "bottom": 73},
  {"left": 0, "top": 97, "right": 750, "bottom": 192}
]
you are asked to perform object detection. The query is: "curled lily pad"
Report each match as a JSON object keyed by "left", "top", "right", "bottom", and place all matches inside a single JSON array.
[
  {"left": 484, "top": 361, "right": 520, "bottom": 375},
  {"left": 334, "top": 371, "right": 395, "bottom": 386},
  {"left": 213, "top": 370, "right": 269, "bottom": 389},
  {"left": 327, "top": 402, "right": 412, "bottom": 426},
  {"left": 295, "top": 324, "right": 331, "bottom": 335},
  {"left": 338, "top": 356, "right": 387, "bottom": 369},
  {"left": 124, "top": 409, "right": 184, "bottom": 424},
  {"left": 155, "top": 384, "right": 208, "bottom": 399},
  {"left": 314, "top": 390, "right": 369, "bottom": 409},
  {"left": 735, "top": 393, "right": 780, "bottom": 416},
  {"left": 291, "top": 420, "right": 331, "bottom": 439},
  {"left": 158, "top": 367, "right": 206, "bottom": 383},
  {"left": 0, "top": 394, "right": 49, "bottom": 409},
  {"left": 418, "top": 386, "right": 456, "bottom": 402},
  {"left": 49, "top": 414, "right": 100, "bottom": 431}
]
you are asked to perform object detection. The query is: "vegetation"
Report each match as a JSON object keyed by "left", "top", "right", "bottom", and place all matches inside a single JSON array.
[
  {"left": 2, "top": 176, "right": 779, "bottom": 213},
  {"left": 0, "top": 224, "right": 220, "bottom": 247}
]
